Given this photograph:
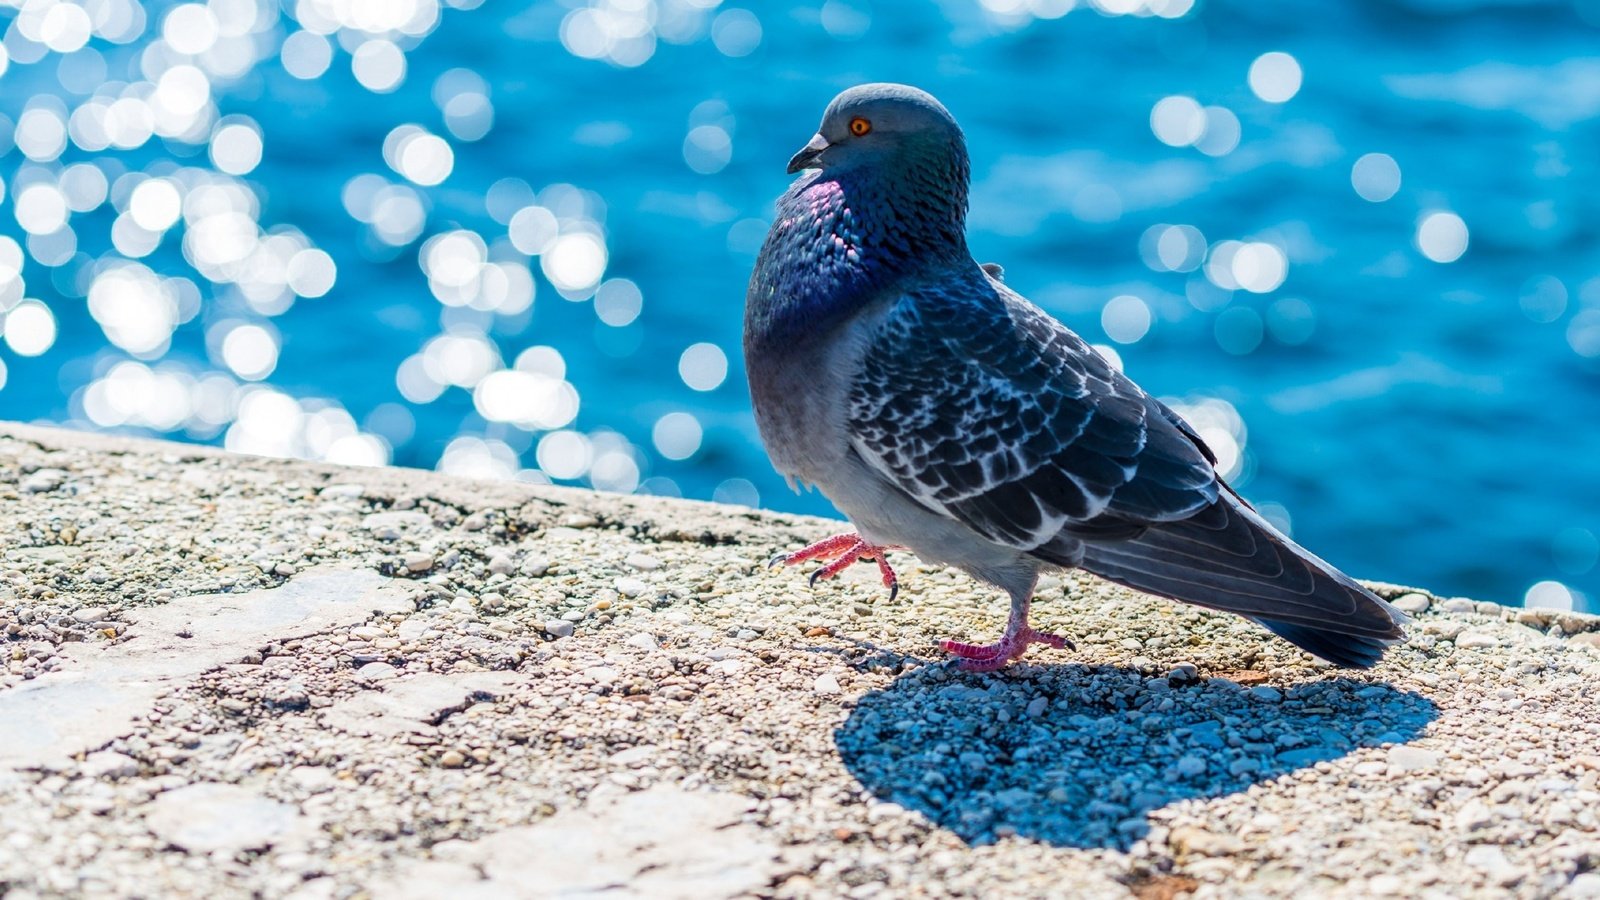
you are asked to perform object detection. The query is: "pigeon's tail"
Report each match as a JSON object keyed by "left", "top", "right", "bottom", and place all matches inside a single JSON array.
[{"left": 1075, "top": 493, "right": 1406, "bottom": 668}]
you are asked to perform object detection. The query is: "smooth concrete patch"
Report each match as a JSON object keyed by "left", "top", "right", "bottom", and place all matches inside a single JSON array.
[
  {"left": 323, "top": 672, "right": 523, "bottom": 737},
  {"left": 0, "top": 567, "right": 406, "bottom": 770},
  {"left": 380, "top": 786, "right": 782, "bottom": 899},
  {"left": 145, "top": 782, "right": 316, "bottom": 854}
]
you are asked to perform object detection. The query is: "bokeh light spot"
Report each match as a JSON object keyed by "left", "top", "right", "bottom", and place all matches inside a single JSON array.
[
  {"left": 1416, "top": 211, "right": 1468, "bottom": 263},
  {"left": 1101, "top": 294, "right": 1151, "bottom": 344},
  {"left": 219, "top": 323, "right": 280, "bottom": 380},
  {"left": 281, "top": 31, "right": 333, "bottom": 79},
  {"left": 2, "top": 300, "right": 57, "bottom": 356},
  {"left": 595, "top": 278, "right": 643, "bottom": 327},
  {"left": 210, "top": 120, "right": 264, "bottom": 175},
  {"left": 542, "top": 232, "right": 608, "bottom": 295},
  {"left": 711, "top": 9, "right": 762, "bottom": 57},
  {"left": 653, "top": 411, "right": 703, "bottom": 460},
  {"left": 353, "top": 40, "right": 406, "bottom": 93},
  {"left": 1248, "top": 51, "right": 1302, "bottom": 103},
  {"left": 678, "top": 342, "right": 729, "bottom": 391},
  {"left": 1150, "top": 96, "right": 1204, "bottom": 148},
  {"left": 1351, "top": 153, "right": 1401, "bottom": 202}
]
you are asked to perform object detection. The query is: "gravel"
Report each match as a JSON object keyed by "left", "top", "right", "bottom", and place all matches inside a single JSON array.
[{"left": 3, "top": 422, "right": 1600, "bottom": 899}]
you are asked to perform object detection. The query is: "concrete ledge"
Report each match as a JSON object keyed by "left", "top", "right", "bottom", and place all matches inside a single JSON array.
[{"left": 2, "top": 422, "right": 1599, "bottom": 898}]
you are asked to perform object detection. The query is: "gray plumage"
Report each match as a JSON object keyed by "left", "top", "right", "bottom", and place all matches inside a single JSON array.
[{"left": 744, "top": 83, "right": 1405, "bottom": 668}]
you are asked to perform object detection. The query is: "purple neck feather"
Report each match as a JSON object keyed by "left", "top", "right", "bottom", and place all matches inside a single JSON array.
[{"left": 744, "top": 139, "right": 970, "bottom": 352}]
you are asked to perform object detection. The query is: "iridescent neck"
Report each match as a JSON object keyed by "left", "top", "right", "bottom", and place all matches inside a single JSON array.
[{"left": 745, "top": 152, "right": 969, "bottom": 351}]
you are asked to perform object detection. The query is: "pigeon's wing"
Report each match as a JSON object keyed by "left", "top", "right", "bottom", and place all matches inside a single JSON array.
[
  {"left": 847, "top": 281, "right": 1403, "bottom": 664},
  {"left": 847, "top": 281, "right": 1220, "bottom": 554}
]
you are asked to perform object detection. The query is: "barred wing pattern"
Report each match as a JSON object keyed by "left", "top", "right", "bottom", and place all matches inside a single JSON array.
[{"left": 846, "top": 282, "right": 1220, "bottom": 560}]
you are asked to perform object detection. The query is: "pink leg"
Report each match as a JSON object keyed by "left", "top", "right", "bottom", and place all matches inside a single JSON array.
[
  {"left": 773, "top": 533, "right": 904, "bottom": 601},
  {"left": 939, "top": 593, "right": 1073, "bottom": 672}
]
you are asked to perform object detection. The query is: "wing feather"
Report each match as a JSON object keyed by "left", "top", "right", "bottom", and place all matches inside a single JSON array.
[{"left": 847, "top": 280, "right": 1216, "bottom": 550}]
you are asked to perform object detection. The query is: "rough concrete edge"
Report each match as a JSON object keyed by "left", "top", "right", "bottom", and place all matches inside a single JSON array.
[
  {"left": 6, "top": 420, "right": 1599, "bottom": 640},
  {"left": 1, "top": 420, "right": 830, "bottom": 542}
]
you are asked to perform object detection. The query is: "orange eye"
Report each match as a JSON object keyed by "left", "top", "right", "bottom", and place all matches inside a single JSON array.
[{"left": 849, "top": 117, "right": 872, "bottom": 136}]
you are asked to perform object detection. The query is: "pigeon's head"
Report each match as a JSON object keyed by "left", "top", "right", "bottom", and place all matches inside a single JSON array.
[{"left": 786, "top": 83, "right": 966, "bottom": 178}]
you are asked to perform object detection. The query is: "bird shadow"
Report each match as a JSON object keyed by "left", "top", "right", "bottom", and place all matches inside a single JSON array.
[{"left": 833, "top": 664, "right": 1437, "bottom": 849}]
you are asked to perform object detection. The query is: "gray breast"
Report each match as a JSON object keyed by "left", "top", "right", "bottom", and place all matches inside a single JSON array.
[{"left": 747, "top": 297, "right": 895, "bottom": 489}]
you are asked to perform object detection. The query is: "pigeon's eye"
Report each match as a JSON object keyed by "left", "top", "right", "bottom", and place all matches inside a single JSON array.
[{"left": 849, "top": 117, "right": 872, "bottom": 136}]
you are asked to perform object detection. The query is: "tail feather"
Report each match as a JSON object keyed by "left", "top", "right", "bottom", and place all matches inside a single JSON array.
[
  {"left": 1075, "top": 494, "right": 1406, "bottom": 667},
  {"left": 1255, "top": 619, "right": 1389, "bottom": 668}
]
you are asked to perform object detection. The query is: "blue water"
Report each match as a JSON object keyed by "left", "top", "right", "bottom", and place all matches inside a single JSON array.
[{"left": 2, "top": 0, "right": 1597, "bottom": 609}]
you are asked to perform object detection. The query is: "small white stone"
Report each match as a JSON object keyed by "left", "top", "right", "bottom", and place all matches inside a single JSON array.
[
  {"left": 813, "top": 673, "right": 841, "bottom": 695},
  {"left": 81, "top": 750, "right": 139, "bottom": 779},
  {"left": 1248, "top": 685, "right": 1283, "bottom": 702},
  {"left": 356, "top": 662, "right": 397, "bottom": 681},
  {"left": 1176, "top": 754, "right": 1207, "bottom": 778},
  {"left": 1025, "top": 697, "right": 1048, "bottom": 718},
  {"left": 609, "top": 745, "right": 658, "bottom": 767},
  {"left": 545, "top": 620, "right": 575, "bottom": 639},
  {"left": 1167, "top": 663, "right": 1199, "bottom": 681},
  {"left": 21, "top": 469, "right": 66, "bottom": 493},
  {"left": 1442, "top": 598, "right": 1477, "bottom": 614},
  {"left": 520, "top": 557, "right": 551, "bottom": 577},
  {"left": 709, "top": 659, "right": 746, "bottom": 677},
  {"left": 1386, "top": 745, "right": 1441, "bottom": 774},
  {"left": 487, "top": 555, "right": 515, "bottom": 576},
  {"left": 72, "top": 607, "right": 109, "bottom": 623},
  {"left": 403, "top": 552, "right": 434, "bottom": 574},
  {"left": 1565, "top": 873, "right": 1600, "bottom": 898},
  {"left": 626, "top": 553, "right": 662, "bottom": 571},
  {"left": 615, "top": 577, "right": 649, "bottom": 598},
  {"left": 1455, "top": 798, "right": 1492, "bottom": 830},
  {"left": 625, "top": 632, "right": 659, "bottom": 651},
  {"left": 361, "top": 511, "right": 432, "bottom": 537},
  {"left": 1391, "top": 592, "right": 1430, "bottom": 614},
  {"left": 1456, "top": 632, "right": 1499, "bottom": 649},
  {"left": 1465, "top": 844, "right": 1512, "bottom": 875},
  {"left": 1228, "top": 757, "right": 1261, "bottom": 776}
]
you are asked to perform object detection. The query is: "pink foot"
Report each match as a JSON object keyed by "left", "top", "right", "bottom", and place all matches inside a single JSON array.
[
  {"left": 772, "top": 533, "right": 904, "bottom": 601},
  {"left": 939, "top": 592, "right": 1074, "bottom": 672},
  {"left": 940, "top": 629, "right": 1073, "bottom": 672}
]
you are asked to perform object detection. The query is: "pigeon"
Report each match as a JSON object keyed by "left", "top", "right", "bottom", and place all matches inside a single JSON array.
[{"left": 743, "top": 83, "right": 1406, "bottom": 671}]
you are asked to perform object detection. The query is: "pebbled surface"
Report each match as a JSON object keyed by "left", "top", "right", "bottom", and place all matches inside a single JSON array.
[{"left": 1, "top": 422, "right": 1599, "bottom": 899}]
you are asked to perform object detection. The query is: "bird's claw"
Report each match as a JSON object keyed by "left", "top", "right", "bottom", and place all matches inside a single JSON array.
[{"left": 776, "top": 533, "right": 903, "bottom": 602}]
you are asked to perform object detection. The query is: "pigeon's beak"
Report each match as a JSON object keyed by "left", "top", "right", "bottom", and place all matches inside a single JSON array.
[{"left": 786, "top": 133, "right": 830, "bottom": 174}]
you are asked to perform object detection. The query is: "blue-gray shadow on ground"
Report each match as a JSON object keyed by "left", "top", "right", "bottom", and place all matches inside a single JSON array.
[{"left": 834, "top": 665, "right": 1437, "bottom": 849}]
